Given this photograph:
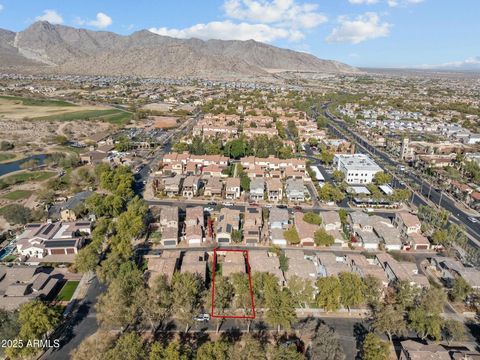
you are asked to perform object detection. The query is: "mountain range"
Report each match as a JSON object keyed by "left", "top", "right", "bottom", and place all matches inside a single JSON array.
[{"left": 0, "top": 21, "right": 358, "bottom": 80}]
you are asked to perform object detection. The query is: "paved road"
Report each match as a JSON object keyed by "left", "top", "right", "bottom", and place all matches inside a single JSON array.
[
  {"left": 40, "top": 277, "right": 107, "bottom": 360},
  {"left": 320, "top": 107, "right": 480, "bottom": 248}
]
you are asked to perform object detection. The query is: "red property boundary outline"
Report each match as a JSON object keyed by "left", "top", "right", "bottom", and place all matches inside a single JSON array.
[{"left": 211, "top": 248, "right": 256, "bottom": 319}]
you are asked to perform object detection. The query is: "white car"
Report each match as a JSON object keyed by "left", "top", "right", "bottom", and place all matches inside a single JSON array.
[
  {"left": 193, "top": 314, "right": 210, "bottom": 322},
  {"left": 468, "top": 217, "right": 478, "bottom": 223},
  {"left": 222, "top": 202, "right": 233, "bottom": 207},
  {"left": 204, "top": 207, "right": 214, "bottom": 213}
]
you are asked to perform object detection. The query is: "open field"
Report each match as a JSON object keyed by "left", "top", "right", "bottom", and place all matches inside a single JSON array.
[
  {"left": 0, "top": 96, "right": 131, "bottom": 125},
  {"left": 0, "top": 170, "right": 56, "bottom": 188},
  {"left": 1, "top": 190, "right": 32, "bottom": 200},
  {"left": 56, "top": 281, "right": 80, "bottom": 302},
  {"left": 0, "top": 153, "right": 16, "bottom": 162},
  {"left": 152, "top": 116, "right": 178, "bottom": 129}
]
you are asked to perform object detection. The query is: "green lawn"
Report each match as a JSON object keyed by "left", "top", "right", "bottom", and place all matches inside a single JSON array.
[
  {"left": 56, "top": 281, "right": 80, "bottom": 302},
  {"left": 0, "top": 95, "right": 76, "bottom": 107},
  {"left": 0, "top": 171, "right": 56, "bottom": 189},
  {"left": 0, "top": 153, "right": 16, "bottom": 162},
  {"left": 1, "top": 190, "right": 32, "bottom": 200},
  {"left": 33, "top": 109, "right": 132, "bottom": 125}
]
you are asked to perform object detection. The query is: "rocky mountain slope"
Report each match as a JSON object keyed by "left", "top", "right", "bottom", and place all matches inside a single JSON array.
[{"left": 0, "top": 21, "right": 358, "bottom": 79}]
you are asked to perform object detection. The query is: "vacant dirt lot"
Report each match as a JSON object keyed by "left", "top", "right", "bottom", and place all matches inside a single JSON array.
[{"left": 152, "top": 116, "right": 178, "bottom": 129}]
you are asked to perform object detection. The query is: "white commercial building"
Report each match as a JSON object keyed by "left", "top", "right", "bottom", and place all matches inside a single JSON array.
[{"left": 333, "top": 154, "right": 382, "bottom": 185}]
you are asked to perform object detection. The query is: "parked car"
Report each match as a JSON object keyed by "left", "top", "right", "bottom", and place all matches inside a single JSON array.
[
  {"left": 222, "top": 202, "right": 233, "bottom": 207},
  {"left": 193, "top": 314, "right": 210, "bottom": 322},
  {"left": 204, "top": 207, "right": 214, "bottom": 213},
  {"left": 207, "top": 202, "right": 217, "bottom": 206},
  {"left": 468, "top": 216, "right": 478, "bottom": 223},
  {"left": 264, "top": 204, "right": 273, "bottom": 208}
]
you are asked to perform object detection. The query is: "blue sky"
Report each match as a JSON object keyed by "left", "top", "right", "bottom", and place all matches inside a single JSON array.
[{"left": 0, "top": 0, "right": 478, "bottom": 68}]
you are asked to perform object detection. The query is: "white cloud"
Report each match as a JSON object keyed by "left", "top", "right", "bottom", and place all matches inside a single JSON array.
[
  {"left": 349, "top": 0, "right": 379, "bottom": 4},
  {"left": 418, "top": 56, "right": 480, "bottom": 70},
  {"left": 224, "top": 0, "right": 327, "bottom": 28},
  {"left": 35, "top": 9, "right": 64, "bottom": 24},
  {"left": 0, "top": 4, "right": 4, "bottom": 12},
  {"left": 326, "top": 12, "right": 390, "bottom": 44},
  {"left": 150, "top": 20, "right": 302, "bottom": 42},
  {"left": 76, "top": 12, "right": 112, "bottom": 29},
  {"left": 388, "top": 0, "right": 424, "bottom": 7}
]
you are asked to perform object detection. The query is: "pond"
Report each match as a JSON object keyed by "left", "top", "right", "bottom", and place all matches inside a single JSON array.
[{"left": 0, "top": 154, "right": 48, "bottom": 177}]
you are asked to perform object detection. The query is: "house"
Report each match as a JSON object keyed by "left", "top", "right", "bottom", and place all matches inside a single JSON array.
[
  {"left": 159, "top": 206, "right": 179, "bottom": 247},
  {"left": 294, "top": 212, "right": 318, "bottom": 247},
  {"left": 373, "top": 222, "right": 402, "bottom": 251},
  {"left": 316, "top": 253, "right": 349, "bottom": 277},
  {"left": 243, "top": 207, "right": 262, "bottom": 245},
  {"left": 321, "top": 211, "right": 341, "bottom": 231},
  {"left": 266, "top": 178, "right": 283, "bottom": 202},
  {"left": 345, "top": 254, "right": 387, "bottom": 284},
  {"left": 222, "top": 251, "right": 246, "bottom": 277},
  {"left": 145, "top": 251, "right": 180, "bottom": 285},
  {"left": 375, "top": 253, "right": 429, "bottom": 288},
  {"left": 248, "top": 251, "right": 284, "bottom": 285},
  {"left": 16, "top": 221, "right": 91, "bottom": 259},
  {"left": 182, "top": 176, "right": 200, "bottom": 198},
  {"left": 431, "top": 257, "right": 480, "bottom": 289},
  {"left": 216, "top": 208, "right": 241, "bottom": 244},
  {"left": 333, "top": 154, "right": 382, "bottom": 185},
  {"left": 47, "top": 191, "right": 93, "bottom": 221},
  {"left": 184, "top": 207, "right": 204, "bottom": 245},
  {"left": 399, "top": 340, "right": 451, "bottom": 360},
  {"left": 204, "top": 177, "right": 223, "bottom": 198},
  {"left": 249, "top": 178, "right": 265, "bottom": 201},
  {"left": 284, "top": 250, "right": 317, "bottom": 282},
  {"left": 0, "top": 266, "right": 61, "bottom": 310},
  {"left": 407, "top": 232, "right": 430, "bottom": 250},
  {"left": 225, "top": 177, "right": 241, "bottom": 200},
  {"left": 269, "top": 208, "right": 289, "bottom": 230},
  {"left": 181, "top": 251, "right": 207, "bottom": 283},
  {"left": 285, "top": 179, "right": 305, "bottom": 203},
  {"left": 348, "top": 212, "right": 383, "bottom": 250},
  {"left": 163, "top": 175, "right": 183, "bottom": 197},
  {"left": 394, "top": 212, "right": 422, "bottom": 236}
]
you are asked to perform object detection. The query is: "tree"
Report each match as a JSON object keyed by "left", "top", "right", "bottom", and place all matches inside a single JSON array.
[
  {"left": 332, "top": 170, "right": 345, "bottom": 183},
  {"left": 96, "top": 263, "right": 144, "bottom": 328},
  {"left": 450, "top": 277, "right": 472, "bottom": 302},
  {"left": 231, "top": 229, "right": 242, "bottom": 243},
  {"left": 318, "top": 183, "right": 345, "bottom": 203},
  {"left": 372, "top": 304, "right": 407, "bottom": 342},
  {"left": 0, "top": 310, "right": 19, "bottom": 358},
  {"left": 136, "top": 274, "right": 172, "bottom": 332},
  {"left": 303, "top": 212, "right": 322, "bottom": 225},
  {"left": 269, "top": 344, "right": 303, "bottom": 360},
  {"left": 442, "top": 319, "right": 466, "bottom": 345},
  {"left": 320, "top": 149, "right": 334, "bottom": 165},
  {"left": 265, "top": 288, "right": 297, "bottom": 333},
  {"left": 0, "top": 204, "right": 33, "bottom": 224},
  {"left": 420, "top": 287, "right": 447, "bottom": 314},
  {"left": 374, "top": 172, "right": 392, "bottom": 185},
  {"left": 279, "top": 253, "right": 289, "bottom": 272},
  {"left": 75, "top": 243, "right": 101, "bottom": 273},
  {"left": 105, "top": 332, "right": 146, "bottom": 360},
  {"left": 213, "top": 275, "right": 235, "bottom": 332},
  {"left": 288, "top": 275, "right": 314, "bottom": 308},
  {"left": 71, "top": 331, "right": 116, "bottom": 360},
  {"left": 149, "top": 340, "right": 190, "bottom": 360},
  {"left": 231, "top": 273, "right": 253, "bottom": 319},
  {"left": 431, "top": 229, "right": 450, "bottom": 247},
  {"left": 53, "top": 134, "right": 69, "bottom": 145},
  {"left": 196, "top": 340, "right": 232, "bottom": 360},
  {"left": 395, "top": 281, "right": 419, "bottom": 310},
  {"left": 408, "top": 307, "right": 443, "bottom": 340},
  {"left": 363, "top": 275, "right": 382, "bottom": 308},
  {"left": 307, "top": 323, "right": 346, "bottom": 360},
  {"left": 316, "top": 276, "right": 341, "bottom": 312},
  {"left": 314, "top": 229, "right": 335, "bottom": 246},
  {"left": 339, "top": 272, "right": 365, "bottom": 311},
  {"left": 233, "top": 335, "right": 267, "bottom": 360},
  {"left": 6, "top": 300, "right": 59, "bottom": 358},
  {"left": 171, "top": 272, "right": 204, "bottom": 333},
  {"left": 361, "top": 333, "right": 389, "bottom": 360},
  {"left": 283, "top": 227, "right": 300, "bottom": 245}
]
